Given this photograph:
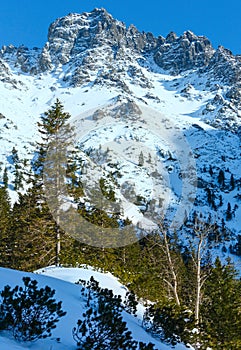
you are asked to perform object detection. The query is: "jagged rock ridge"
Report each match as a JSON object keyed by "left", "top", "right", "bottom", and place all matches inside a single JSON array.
[{"left": 0, "top": 7, "right": 241, "bottom": 130}]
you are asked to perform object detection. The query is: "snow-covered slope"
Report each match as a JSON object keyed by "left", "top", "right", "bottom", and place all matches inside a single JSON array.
[{"left": 0, "top": 266, "right": 191, "bottom": 349}]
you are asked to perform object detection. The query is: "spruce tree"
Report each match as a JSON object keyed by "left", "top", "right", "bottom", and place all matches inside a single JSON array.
[
  {"left": 226, "top": 202, "right": 232, "bottom": 220},
  {"left": 138, "top": 151, "right": 144, "bottom": 166},
  {"left": 35, "top": 99, "right": 75, "bottom": 266},
  {"left": 36, "top": 99, "right": 73, "bottom": 162},
  {"left": 230, "top": 173, "right": 235, "bottom": 190},
  {"left": 217, "top": 169, "right": 225, "bottom": 187},
  {"left": 10, "top": 147, "right": 24, "bottom": 191},
  {"left": 2, "top": 167, "right": 8, "bottom": 188}
]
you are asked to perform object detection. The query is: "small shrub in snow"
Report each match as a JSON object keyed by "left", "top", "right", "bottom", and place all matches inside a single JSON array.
[
  {"left": 73, "top": 276, "right": 156, "bottom": 350},
  {"left": 0, "top": 277, "right": 66, "bottom": 341},
  {"left": 124, "top": 290, "right": 138, "bottom": 316}
]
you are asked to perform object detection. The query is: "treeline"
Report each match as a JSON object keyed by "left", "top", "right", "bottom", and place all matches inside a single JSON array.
[{"left": 0, "top": 100, "right": 241, "bottom": 349}]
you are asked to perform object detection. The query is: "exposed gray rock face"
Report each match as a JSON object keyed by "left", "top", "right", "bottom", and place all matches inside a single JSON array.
[
  {"left": 226, "top": 84, "right": 241, "bottom": 107},
  {"left": 45, "top": 8, "right": 157, "bottom": 66},
  {"left": 1, "top": 45, "right": 41, "bottom": 75},
  {"left": 0, "top": 58, "right": 12, "bottom": 81},
  {"left": 111, "top": 99, "right": 142, "bottom": 120},
  {"left": 165, "top": 31, "right": 178, "bottom": 43},
  {"left": 39, "top": 44, "right": 52, "bottom": 71},
  {"left": 200, "top": 46, "right": 241, "bottom": 129},
  {"left": 154, "top": 31, "right": 214, "bottom": 74},
  {"left": 203, "top": 46, "right": 241, "bottom": 85},
  {"left": 0, "top": 56, "right": 24, "bottom": 88}
]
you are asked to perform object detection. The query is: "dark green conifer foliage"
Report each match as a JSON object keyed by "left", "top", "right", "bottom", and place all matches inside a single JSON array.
[
  {"left": 232, "top": 234, "right": 241, "bottom": 256},
  {"left": 37, "top": 99, "right": 73, "bottom": 155},
  {"left": 10, "top": 147, "right": 24, "bottom": 191},
  {"left": 124, "top": 290, "right": 138, "bottom": 316},
  {"left": 0, "top": 186, "right": 10, "bottom": 232},
  {"left": 143, "top": 303, "right": 194, "bottom": 346},
  {"left": 99, "top": 177, "right": 116, "bottom": 201},
  {"left": 200, "top": 258, "right": 241, "bottom": 349},
  {"left": 73, "top": 277, "right": 135, "bottom": 349},
  {"left": 35, "top": 98, "right": 75, "bottom": 188},
  {"left": 206, "top": 187, "right": 215, "bottom": 207},
  {"left": 0, "top": 277, "right": 66, "bottom": 341},
  {"left": 138, "top": 342, "right": 156, "bottom": 350},
  {"left": 219, "top": 194, "right": 223, "bottom": 206},
  {"left": 73, "top": 277, "right": 156, "bottom": 350},
  {"left": 2, "top": 167, "right": 8, "bottom": 188},
  {"left": 8, "top": 183, "right": 57, "bottom": 270},
  {"left": 123, "top": 233, "right": 176, "bottom": 302},
  {"left": 0, "top": 185, "right": 11, "bottom": 266},
  {"left": 35, "top": 99, "right": 75, "bottom": 266}
]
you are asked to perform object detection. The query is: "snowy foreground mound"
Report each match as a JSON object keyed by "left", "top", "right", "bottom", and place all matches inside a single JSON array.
[{"left": 0, "top": 266, "right": 191, "bottom": 350}]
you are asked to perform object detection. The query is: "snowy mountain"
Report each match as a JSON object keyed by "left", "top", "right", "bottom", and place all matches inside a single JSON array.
[{"left": 1, "top": 8, "right": 241, "bottom": 255}]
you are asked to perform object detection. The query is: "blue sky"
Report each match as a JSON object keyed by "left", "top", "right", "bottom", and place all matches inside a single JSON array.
[{"left": 0, "top": 0, "right": 240, "bottom": 54}]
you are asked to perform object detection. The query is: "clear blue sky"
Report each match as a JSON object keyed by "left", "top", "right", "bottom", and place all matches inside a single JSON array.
[{"left": 0, "top": 0, "right": 240, "bottom": 54}]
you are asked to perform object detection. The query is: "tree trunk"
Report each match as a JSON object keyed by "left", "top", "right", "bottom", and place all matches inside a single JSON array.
[
  {"left": 55, "top": 129, "right": 61, "bottom": 267},
  {"left": 163, "top": 231, "right": 180, "bottom": 306},
  {"left": 195, "top": 238, "right": 202, "bottom": 325},
  {"left": 56, "top": 215, "right": 60, "bottom": 266}
]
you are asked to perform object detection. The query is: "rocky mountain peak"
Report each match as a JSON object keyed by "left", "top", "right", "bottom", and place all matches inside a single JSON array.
[
  {"left": 165, "top": 31, "right": 177, "bottom": 43},
  {"left": 154, "top": 30, "right": 214, "bottom": 74},
  {"left": 46, "top": 9, "right": 124, "bottom": 65},
  {"left": 44, "top": 8, "right": 159, "bottom": 67},
  {"left": 182, "top": 30, "right": 196, "bottom": 41}
]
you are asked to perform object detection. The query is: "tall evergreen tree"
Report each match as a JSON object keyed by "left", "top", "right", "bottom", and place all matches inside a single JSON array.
[
  {"left": 35, "top": 99, "right": 75, "bottom": 266},
  {"left": 10, "top": 147, "right": 24, "bottom": 191},
  {"left": 2, "top": 167, "right": 8, "bottom": 188},
  {"left": 35, "top": 98, "right": 74, "bottom": 177}
]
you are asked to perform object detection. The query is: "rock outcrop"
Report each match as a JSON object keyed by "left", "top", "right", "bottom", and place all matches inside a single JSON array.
[{"left": 154, "top": 30, "right": 214, "bottom": 74}]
